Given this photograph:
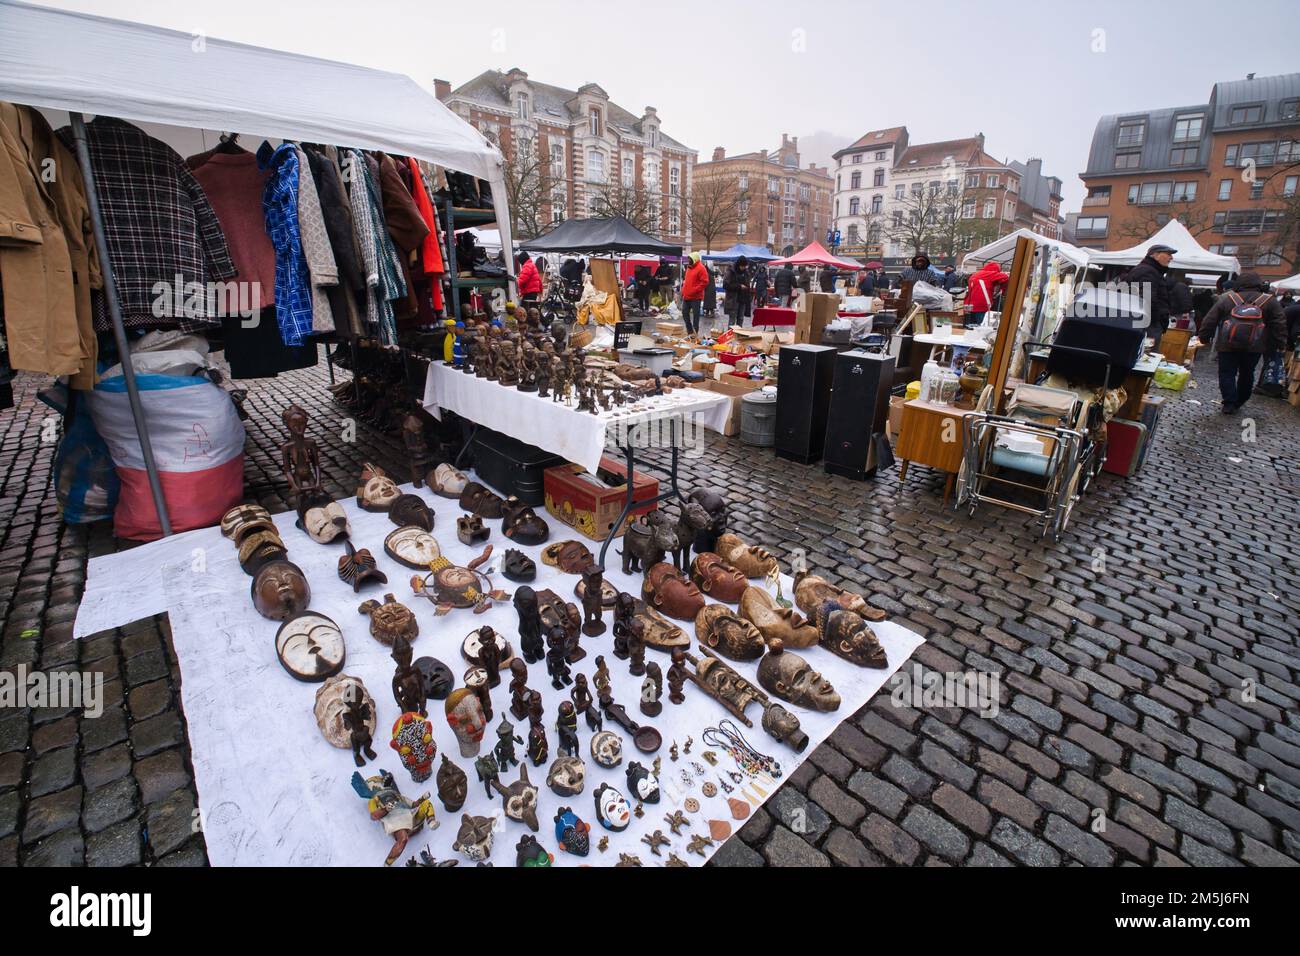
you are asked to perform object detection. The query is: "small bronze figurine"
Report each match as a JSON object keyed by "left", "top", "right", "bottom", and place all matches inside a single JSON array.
[
  {"left": 474, "top": 752, "right": 499, "bottom": 798},
  {"left": 457, "top": 514, "right": 490, "bottom": 546},
  {"left": 668, "top": 648, "right": 688, "bottom": 705},
  {"left": 580, "top": 564, "right": 606, "bottom": 637},
  {"left": 640, "top": 661, "right": 663, "bottom": 718},
  {"left": 641, "top": 830, "right": 670, "bottom": 857},
  {"left": 494, "top": 714, "right": 522, "bottom": 768},
  {"left": 545, "top": 624, "right": 572, "bottom": 689},
  {"left": 508, "top": 659, "right": 531, "bottom": 721},
  {"left": 391, "top": 634, "right": 427, "bottom": 717},
  {"left": 555, "top": 701, "right": 580, "bottom": 757},
  {"left": 514, "top": 586, "right": 544, "bottom": 664}
]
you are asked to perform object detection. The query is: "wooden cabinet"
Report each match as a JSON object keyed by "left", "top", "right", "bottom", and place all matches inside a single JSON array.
[{"left": 895, "top": 400, "right": 972, "bottom": 505}]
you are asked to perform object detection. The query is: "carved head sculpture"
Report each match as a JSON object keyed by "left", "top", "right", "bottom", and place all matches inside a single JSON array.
[
  {"left": 313, "top": 675, "right": 375, "bottom": 749},
  {"left": 793, "top": 571, "right": 883, "bottom": 622},
  {"left": 716, "top": 533, "right": 778, "bottom": 578},
  {"left": 515, "top": 834, "right": 553, "bottom": 868},
  {"left": 416, "top": 657, "right": 454, "bottom": 701},
  {"left": 384, "top": 526, "right": 442, "bottom": 569},
  {"left": 590, "top": 730, "right": 624, "bottom": 768},
  {"left": 357, "top": 469, "right": 401, "bottom": 511},
  {"left": 237, "top": 530, "right": 287, "bottom": 575},
  {"left": 338, "top": 542, "right": 388, "bottom": 592},
  {"left": 494, "top": 763, "right": 540, "bottom": 832},
  {"left": 358, "top": 594, "right": 419, "bottom": 647},
  {"left": 282, "top": 404, "right": 308, "bottom": 437},
  {"left": 388, "top": 494, "right": 435, "bottom": 531},
  {"left": 503, "top": 549, "right": 536, "bottom": 582},
  {"left": 444, "top": 688, "right": 487, "bottom": 757},
  {"left": 554, "top": 807, "right": 591, "bottom": 857},
  {"left": 453, "top": 813, "right": 495, "bottom": 861},
  {"left": 694, "top": 604, "right": 766, "bottom": 660},
  {"left": 389, "top": 711, "right": 436, "bottom": 782},
  {"left": 756, "top": 643, "right": 841, "bottom": 711},
  {"left": 541, "top": 540, "right": 596, "bottom": 574},
  {"left": 814, "top": 602, "right": 888, "bottom": 669},
  {"left": 625, "top": 761, "right": 661, "bottom": 804},
  {"left": 761, "top": 702, "right": 809, "bottom": 753},
  {"left": 690, "top": 552, "right": 748, "bottom": 604},
  {"left": 221, "top": 504, "right": 277, "bottom": 545},
  {"left": 689, "top": 488, "right": 728, "bottom": 534},
  {"left": 250, "top": 560, "right": 311, "bottom": 621},
  {"left": 642, "top": 562, "right": 706, "bottom": 621},
  {"left": 593, "top": 782, "right": 631, "bottom": 832},
  {"left": 302, "top": 501, "right": 350, "bottom": 543},
  {"left": 546, "top": 755, "right": 586, "bottom": 797},
  {"left": 274, "top": 612, "right": 346, "bottom": 682},
  {"left": 436, "top": 753, "right": 468, "bottom": 812}
]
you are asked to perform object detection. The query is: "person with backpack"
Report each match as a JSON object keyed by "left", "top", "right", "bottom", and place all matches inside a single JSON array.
[{"left": 1198, "top": 272, "right": 1288, "bottom": 413}]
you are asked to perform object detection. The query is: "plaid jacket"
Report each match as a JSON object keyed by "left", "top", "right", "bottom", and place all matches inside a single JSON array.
[
  {"left": 58, "top": 117, "right": 235, "bottom": 328},
  {"left": 257, "top": 142, "right": 314, "bottom": 346}
]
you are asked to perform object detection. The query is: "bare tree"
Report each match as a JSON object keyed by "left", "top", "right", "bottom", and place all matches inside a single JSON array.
[
  {"left": 502, "top": 135, "right": 562, "bottom": 240},
  {"left": 928, "top": 189, "right": 1003, "bottom": 262},
  {"left": 589, "top": 180, "right": 659, "bottom": 235},
  {"left": 687, "top": 176, "right": 746, "bottom": 252},
  {"left": 1114, "top": 193, "right": 1218, "bottom": 242}
]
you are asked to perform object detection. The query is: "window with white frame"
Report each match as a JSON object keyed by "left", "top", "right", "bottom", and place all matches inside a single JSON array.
[
  {"left": 966, "top": 173, "right": 979, "bottom": 188},
  {"left": 852, "top": 153, "right": 863, "bottom": 164},
  {"left": 1005, "top": 199, "right": 1015, "bottom": 219},
  {"left": 850, "top": 171, "right": 861, "bottom": 189},
  {"left": 739, "top": 173, "right": 748, "bottom": 190},
  {"left": 986, "top": 174, "right": 999, "bottom": 188},
  {"left": 670, "top": 164, "right": 679, "bottom": 196},
  {"left": 962, "top": 201, "right": 976, "bottom": 218},
  {"left": 849, "top": 197, "right": 860, "bottom": 215},
  {"left": 622, "top": 157, "right": 633, "bottom": 187},
  {"left": 983, "top": 199, "right": 996, "bottom": 218},
  {"left": 550, "top": 142, "right": 565, "bottom": 171},
  {"left": 587, "top": 148, "right": 605, "bottom": 183},
  {"left": 895, "top": 184, "right": 905, "bottom": 200},
  {"left": 589, "top": 108, "right": 601, "bottom": 136},
  {"left": 870, "top": 195, "right": 882, "bottom": 214},
  {"left": 874, "top": 168, "right": 885, "bottom": 187},
  {"left": 1284, "top": 176, "right": 1298, "bottom": 197},
  {"left": 516, "top": 92, "right": 529, "bottom": 119},
  {"left": 875, "top": 151, "right": 886, "bottom": 161},
  {"left": 1218, "top": 179, "right": 1232, "bottom": 201},
  {"left": 1173, "top": 181, "right": 1197, "bottom": 202}
]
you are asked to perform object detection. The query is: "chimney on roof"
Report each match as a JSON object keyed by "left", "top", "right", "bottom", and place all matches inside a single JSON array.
[
  {"left": 781, "top": 134, "right": 788, "bottom": 146},
  {"left": 434, "top": 78, "right": 451, "bottom": 101},
  {"left": 712, "top": 146, "right": 725, "bottom": 161},
  {"left": 1246, "top": 72, "right": 1255, "bottom": 80},
  {"left": 977, "top": 132, "right": 985, "bottom": 149}
]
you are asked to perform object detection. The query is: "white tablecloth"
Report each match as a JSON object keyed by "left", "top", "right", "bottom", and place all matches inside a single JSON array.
[
  {"left": 74, "top": 475, "right": 924, "bottom": 867},
  {"left": 422, "top": 362, "right": 731, "bottom": 473}
]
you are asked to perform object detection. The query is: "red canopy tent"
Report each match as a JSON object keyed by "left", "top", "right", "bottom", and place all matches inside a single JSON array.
[{"left": 768, "top": 241, "right": 864, "bottom": 270}]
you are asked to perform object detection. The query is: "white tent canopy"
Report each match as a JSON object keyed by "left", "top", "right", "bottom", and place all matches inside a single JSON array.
[
  {"left": 961, "top": 227, "right": 1093, "bottom": 272},
  {"left": 0, "top": 0, "right": 513, "bottom": 259},
  {"left": 1272, "top": 273, "right": 1300, "bottom": 292},
  {"left": 1086, "top": 219, "right": 1239, "bottom": 274}
]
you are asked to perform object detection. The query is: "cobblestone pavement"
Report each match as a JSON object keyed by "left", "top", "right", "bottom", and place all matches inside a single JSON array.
[{"left": 2, "top": 355, "right": 1298, "bottom": 867}]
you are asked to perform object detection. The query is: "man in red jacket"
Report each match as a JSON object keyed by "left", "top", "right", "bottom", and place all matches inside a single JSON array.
[
  {"left": 681, "top": 251, "right": 709, "bottom": 337},
  {"left": 965, "top": 260, "right": 1009, "bottom": 324},
  {"left": 517, "top": 252, "right": 542, "bottom": 305}
]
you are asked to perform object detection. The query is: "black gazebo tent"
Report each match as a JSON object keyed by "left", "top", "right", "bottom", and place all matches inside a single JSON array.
[{"left": 519, "top": 216, "right": 683, "bottom": 256}]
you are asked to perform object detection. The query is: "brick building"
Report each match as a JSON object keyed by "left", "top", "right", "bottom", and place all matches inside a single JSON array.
[
  {"left": 435, "top": 69, "right": 697, "bottom": 245},
  {"left": 833, "top": 128, "right": 1063, "bottom": 263},
  {"left": 692, "top": 135, "right": 833, "bottom": 253},
  {"left": 1077, "top": 72, "right": 1300, "bottom": 279}
]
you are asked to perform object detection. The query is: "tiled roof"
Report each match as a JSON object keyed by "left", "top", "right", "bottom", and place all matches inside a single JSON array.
[
  {"left": 896, "top": 136, "right": 985, "bottom": 170},
  {"left": 449, "top": 70, "right": 693, "bottom": 152},
  {"left": 835, "top": 126, "right": 907, "bottom": 157}
]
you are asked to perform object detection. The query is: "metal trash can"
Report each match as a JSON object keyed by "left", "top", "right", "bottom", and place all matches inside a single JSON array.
[{"left": 740, "top": 389, "right": 778, "bottom": 446}]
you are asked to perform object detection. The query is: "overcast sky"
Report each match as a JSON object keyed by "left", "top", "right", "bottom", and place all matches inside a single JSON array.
[{"left": 29, "top": 0, "right": 1300, "bottom": 211}]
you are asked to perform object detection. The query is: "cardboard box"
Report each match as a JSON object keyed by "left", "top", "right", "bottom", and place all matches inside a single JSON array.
[
  {"left": 543, "top": 456, "right": 659, "bottom": 541},
  {"left": 795, "top": 292, "right": 840, "bottom": 345},
  {"left": 690, "top": 378, "right": 761, "bottom": 436},
  {"left": 887, "top": 395, "right": 905, "bottom": 441},
  {"left": 719, "top": 372, "right": 769, "bottom": 391}
]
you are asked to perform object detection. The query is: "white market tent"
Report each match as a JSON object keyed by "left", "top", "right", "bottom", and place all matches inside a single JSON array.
[
  {"left": 961, "top": 227, "right": 1093, "bottom": 272},
  {"left": 1273, "top": 273, "right": 1300, "bottom": 291},
  {"left": 1086, "top": 219, "right": 1240, "bottom": 274},
  {"left": 0, "top": 0, "right": 514, "bottom": 536}
]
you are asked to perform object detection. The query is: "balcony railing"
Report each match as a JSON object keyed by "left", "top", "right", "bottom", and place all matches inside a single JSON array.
[{"left": 1081, "top": 195, "right": 1110, "bottom": 207}]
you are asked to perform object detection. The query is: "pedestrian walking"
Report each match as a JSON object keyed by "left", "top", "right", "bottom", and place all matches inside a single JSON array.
[
  {"left": 1197, "top": 271, "right": 1287, "bottom": 413},
  {"left": 1120, "top": 243, "right": 1175, "bottom": 349},
  {"left": 517, "top": 252, "right": 542, "bottom": 305},
  {"left": 724, "top": 256, "right": 754, "bottom": 323},
  {"left": 681, "top": 251, "right": 709, "bottom": 338},
  {"left": 773, "top": 262, "right": 795, "bottom": 307}
]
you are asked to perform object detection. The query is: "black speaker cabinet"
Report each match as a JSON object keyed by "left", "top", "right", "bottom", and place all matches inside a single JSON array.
[
  {"left": 824, "top": 350, "right": 896, "bottom": 480},
  {"left": 774, "top": 344, "right": 837, "bottom": 464}
]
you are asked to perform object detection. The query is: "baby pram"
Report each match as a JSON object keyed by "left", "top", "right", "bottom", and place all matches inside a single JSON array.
[{"left": 960, "top": 293, "right": 1145, "bottom": 539}]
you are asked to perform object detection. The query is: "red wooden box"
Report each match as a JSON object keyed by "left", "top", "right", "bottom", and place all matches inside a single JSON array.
[{"left": 543, "top": 455, "right": 659, "bottom": 541}]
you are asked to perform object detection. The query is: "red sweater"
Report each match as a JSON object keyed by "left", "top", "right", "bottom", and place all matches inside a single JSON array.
[
  {"left": 682, "top": 261, "right": 709, "bottom": 300},
  {"left": 518, "top": 259, "right": 542, "bottom": 295}
]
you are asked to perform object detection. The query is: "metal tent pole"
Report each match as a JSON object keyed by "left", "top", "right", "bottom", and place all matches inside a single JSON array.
[{"left": 68, "top": 112, "right": 173, "bottom": 537}]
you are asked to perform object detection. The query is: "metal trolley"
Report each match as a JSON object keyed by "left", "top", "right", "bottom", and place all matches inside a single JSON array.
[{"left": 961, "top": 342, "right": 1112, "bottom": 540}]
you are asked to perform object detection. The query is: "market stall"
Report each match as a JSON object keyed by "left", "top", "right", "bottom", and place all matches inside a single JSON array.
[
  {"left": 0, "top": 0, "right": 513, "bottom": 536},
  {"left": 73, "top": 467, "right": 924, "bottom": 867}
]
